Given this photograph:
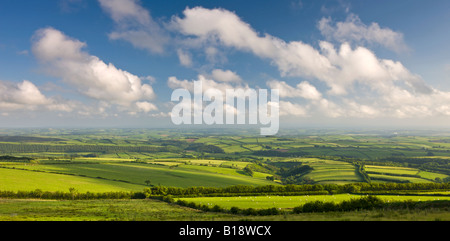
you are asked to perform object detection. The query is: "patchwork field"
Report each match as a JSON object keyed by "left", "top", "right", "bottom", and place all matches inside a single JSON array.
[
  {"left": 365, "top": 165, "right": 446, "bottom": 183},
  {"left": 0, "top": 160, "right": 275, "bottom": 190},
  {"left": 0, "top": 128, "right": 449, "bottom": 221},
  {"left": 300, "top": 158, "right": 363, "bottom": 184}
]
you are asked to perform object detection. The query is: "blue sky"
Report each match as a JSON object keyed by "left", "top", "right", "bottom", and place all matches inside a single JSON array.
[{"left": 1, "top": 0, "right": 450, "bottom": 129}]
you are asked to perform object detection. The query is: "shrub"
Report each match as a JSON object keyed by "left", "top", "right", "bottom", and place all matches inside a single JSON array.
[
  {"left": 295, "top": 195, "right": 384, "bottom": 213},
  {"left": 211, "top": 205, "right": 222, "bottom": 212},
  {"left": 230, "top": 206, "right": 240, "bottom": 214}
]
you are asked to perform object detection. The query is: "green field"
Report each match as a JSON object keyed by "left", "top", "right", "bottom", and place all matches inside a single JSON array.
[
  {"left": 300, "top": 158, "right": 363, "bottom": 184},
  {"left": 1, "top": 198, "right": 449, "bottom": 221},
  {"left": 0, "top": 129, "right": 449, "bottom": 191},
  {"left": 365, "top": 165, "right": 445, "bottom": 183},
  {"left": 0, "top": 161, "right": 274, "bottom": 190},
  {"left": 0, "top": 128, "right": 449, "bottom": 221},
  {"left": 176, "top": 194, "right": 450, "bottom": 210},
  {"left": 0, "top": 167, "right": 143, "bottom": 192}
]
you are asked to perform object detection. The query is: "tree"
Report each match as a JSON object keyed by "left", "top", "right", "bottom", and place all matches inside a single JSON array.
[
  {"left": 243, "top": 166, "right": 254, "bottom": 177},
  {"left": 266, "top": 176, "right": 275, "bottom": 181},
  {"left": 346, "top": 184, "right": 361, "bottom": 193},
  {"left": 68, "top": 187, "right": 78, "bottom": 200},
  {"left": 143, "top": 188, "right": 152, "bottom": 198}
]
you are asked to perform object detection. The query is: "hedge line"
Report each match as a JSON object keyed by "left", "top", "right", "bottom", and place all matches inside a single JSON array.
[
  {"left": 1, "top": 182, "right": 448, "bottom": 200},
  {"left": 0, "top": 189, "right": 145, "bottom": 200},
  {"left": 144, "top": 183, "right": 450, "bottom": 197},
  {"left": 293, "top": 196, "right": 450, "bottom": 214},
  {"left": 158, "top": 195, "right": 450, "bottom": 216}
]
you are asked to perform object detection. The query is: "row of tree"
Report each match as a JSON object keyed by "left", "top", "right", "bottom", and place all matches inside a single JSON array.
[
  {"left": 143, "top": 183, "right": 450, "bottom": 197},
  {"left": 0, "top": 189, "right": 143, "bottom": 200}
]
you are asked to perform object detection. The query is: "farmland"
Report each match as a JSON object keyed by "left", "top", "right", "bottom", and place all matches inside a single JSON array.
[
  {"left": 1, "top": 198, "right": 448, "bottom": 221},
  {"left": 0, "top": 128, "right": 449, "bottom": 221},
  {"left": 176, "top": 194, "right": 450, "bottom": 210}
]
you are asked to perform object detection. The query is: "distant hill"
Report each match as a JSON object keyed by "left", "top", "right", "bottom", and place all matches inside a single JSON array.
[{"left": 0, "top": 136, "right": 65, "bottom": 142}]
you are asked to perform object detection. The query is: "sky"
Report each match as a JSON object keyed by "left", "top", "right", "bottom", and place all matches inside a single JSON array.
[{"left": 1, "top": 0, "right": 450, "bottom": 130}]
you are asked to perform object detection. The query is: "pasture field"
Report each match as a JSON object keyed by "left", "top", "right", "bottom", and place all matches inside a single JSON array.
[
  {"left": 0, "top": 128, "right": 450, "bottom": 221},
  {"left": 0, "top": 198, "right": 233, "bottom": 221},
  {"left": 365, "top": 165, "right": 446, "bottom": 183},
  {"left": 0, "top": 129, "right": 449, "bottom": 191},
  {"left": 0, "top": 167, "right": 144, "bottom": 192},
  {"left": 1, "top": 198, "right": 448, "bottom": 221},
  {"left": 176, "top": 194, "right": 450, "bottom": 210},
  {"left": 1, "top": 160, "right": 274, "bottom": 189},
  {"left": 300, "top": 158, "right": 363, "bottom": 184}
]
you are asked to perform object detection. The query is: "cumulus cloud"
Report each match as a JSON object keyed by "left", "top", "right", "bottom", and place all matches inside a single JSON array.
[
  {"left": 21, "top": 5, "right": 450, "bottom": 125},
  {"left": 0, "top": 80, "right": 77, "bottom": 113},
  {"left": 210, "top": 69, "right": 242, "bottom": 83},
  {"left": 168, "top": 75, "right": 240, "bottom": 95},
  {"left": 318, "top": 14, "right": 409, "bottom": 53},
  {"left": 98, "top": 0, "right": 168, "bottom": 54},
  {"left": 269, "top": 78, "right": 450, "bottom": 120},
  {"left": 278, "top": 100, "right": 307, "bottom": 117},
  {"left": 32, "top": 27, "right": 157, "bottom": 112},
  {"left": 318, "top": 41, "right": 433, "bottom": 96},
  {"left": 135, "top": 101, "right": 158, "bottom": 113},
  {"left": 167, "top": 75, "right": 276, "bottom": 124},
  {"left": 267, "top": 80, "right": 322, "bottom": 100},
  {"left": 171, "top": 7, "right": 334, "bottom": 80},
  {"left": 171, "top": 7, "right": 422, "bottom": 97},
  {"left": 170, "top": 7, "right": 450, "bottom": 121}
]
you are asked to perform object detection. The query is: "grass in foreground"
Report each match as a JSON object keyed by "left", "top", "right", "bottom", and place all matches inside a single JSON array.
[{"left": 1, "top": 198, "right": 449, "bottom": 221}]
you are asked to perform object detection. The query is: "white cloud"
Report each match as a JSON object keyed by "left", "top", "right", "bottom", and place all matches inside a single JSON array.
[
  {"left": 135, "top": 101, "right": 158, "bottom": 113},
  {"left": 168, "top": 75, "right": 240, "bottom": 95},
  {"left": 0, "top": 80, "right": 77, "bottom": 113},
  {"left": 32, "top": 27, "right": 157, "bottom": 113},
  {"left": 318, "top": 14, "right": 409, "bottom": 53},
  {"left": 204, "top": 46, "right": 227, "bottom": 64},
  {"left": 278, "top": 100, "right": 307, "bottom": 117},
  {"left": 168, "top": 7, "right": 450, "bottom": 123},
  {"left": 20, "top": 5, "right": 450, "bottom": 125},
  {"left": 171, "top": 7, "right": 334, "bottom": 83},
  {"left": 171, "top": 7, "right": 424, "bottom": 97},
  {"left": 268, "top": 77, "right": 450, "bottom": 120},
  {"left": 266, "top": 80, "right": 322, "bottom": 100},
  {"left": 168, "top": 75, "right": 277, "bottom": 126},
  {"left": 318, "top": 41, "right": 433, "bottom": 96},
  {"left": 98, "top": 0, "right": 150, "bottom": 25},
  {"left": 4, "top": 80, "right": 50, "bottom": 106},
  {"left": 177, "top": 49, "right": 193, "bottom": 67},
  {"left": 98, "top": 0, "right": 168, "bottom": 54},
  {"left": 171, "top": 7, "right": 279, "bottom": 58},
  {"left": 211, "top": 69, "right": 242, "bottom": 83}
]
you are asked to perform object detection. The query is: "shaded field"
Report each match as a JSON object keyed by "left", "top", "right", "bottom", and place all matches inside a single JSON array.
[{"left": 1, "top": 198, "right": 449, "bottom": 221}]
